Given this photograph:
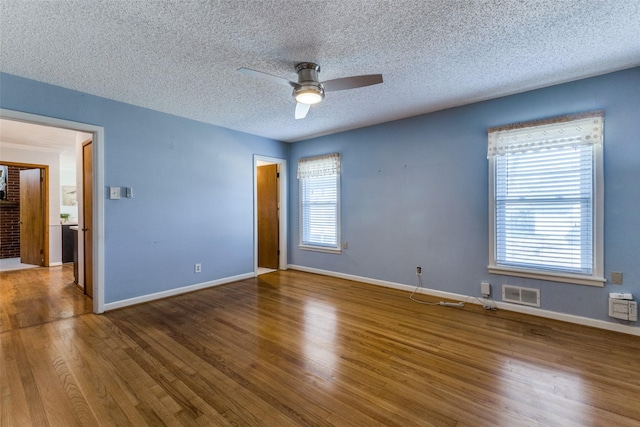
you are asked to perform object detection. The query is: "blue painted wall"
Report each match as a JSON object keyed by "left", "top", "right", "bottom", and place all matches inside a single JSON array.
[
  {"left": 2, "top": 68, "right": 639, "bottom": 325},
  {"left": 289, "top": 67, "right": 640, "bottom": 324},
  {"left": 1, "top": 72, "right": 288, "bottom": 303}
]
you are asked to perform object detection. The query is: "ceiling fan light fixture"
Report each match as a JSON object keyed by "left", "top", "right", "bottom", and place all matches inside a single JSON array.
[
  {"left": 295, "top": 90, "right": 323, "bottom": 104},
  {"left": 294, "top": 84, "right": 324, "bottom": 105}
]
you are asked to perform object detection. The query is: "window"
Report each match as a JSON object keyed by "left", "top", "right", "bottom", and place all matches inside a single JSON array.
[
  {"left": 487, "top": 112, "right": 604, "bottom": 286},
  {"left": 298, "top": 153, "right": 340, "bottom": 252}
]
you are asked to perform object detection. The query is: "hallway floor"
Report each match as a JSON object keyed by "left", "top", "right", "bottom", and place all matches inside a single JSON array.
[
  {"left": 0, "top": 264, "right": 92, "bottom": 332},
  {"left": 0, "top": 257, "right": 39, "bottom": 272}
]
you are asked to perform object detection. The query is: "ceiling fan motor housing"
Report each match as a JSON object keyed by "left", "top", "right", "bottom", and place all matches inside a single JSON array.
[
  {"left": 296, "top": 62, "right": 321, "bottom": 81},
  {"left": 293, "top": 62, "right": 324, "bottom": 103}
]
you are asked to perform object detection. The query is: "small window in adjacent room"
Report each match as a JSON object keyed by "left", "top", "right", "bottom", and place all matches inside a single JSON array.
[
  {"left": 487, "top": 112, "right": 604, "bottom": 286},
  {"left": 298, "top": 153, "right": 341, "bottom": 253}
]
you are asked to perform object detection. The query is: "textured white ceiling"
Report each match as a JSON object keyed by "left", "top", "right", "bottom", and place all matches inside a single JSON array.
[
  {"left": 1, "top": 1, "right": 639, "bottom": 142},
  {"left": 0, "top": 118, "right": 90, "bottom": 155}
]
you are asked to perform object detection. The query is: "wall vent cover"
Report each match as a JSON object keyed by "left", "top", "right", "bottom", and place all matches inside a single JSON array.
[{"left": 502, "top": 285, "right": 540, "bottom": 307}]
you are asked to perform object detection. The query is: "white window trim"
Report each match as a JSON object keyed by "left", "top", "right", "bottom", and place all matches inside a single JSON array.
[
  {"left": 487, "top": 113, "right": 605, "bottom": 287},
  {"left": 298, "top": 154, "right": 341, "bottom": 254},
  {"left": 299, "top": 243, "right": 342, "bottom": 254}
]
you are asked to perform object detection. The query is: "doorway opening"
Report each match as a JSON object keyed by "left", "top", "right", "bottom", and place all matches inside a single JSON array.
[
  {"left": 254, "top": 155, "right": 287, "bottom": 276},
  {"left": 0, "top": 162, "right": 48, "bottom": 269},
  {"left": 0, "top": 108, "right": 105, "bottom": 313}
]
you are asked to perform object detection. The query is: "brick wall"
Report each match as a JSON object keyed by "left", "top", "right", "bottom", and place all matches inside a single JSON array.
[{"left": 0, "top": 165, "right": 29, "bottom": 259}]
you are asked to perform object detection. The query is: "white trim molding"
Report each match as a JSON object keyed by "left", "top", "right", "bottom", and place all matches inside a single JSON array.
[
  {"left": 104, "top": 272, "right": 254, "bottom": 311},
  {"left": 287, "top": 264, "right": 640, "bottom": 337},
  {"left": 254, "top": 155, "right": 288, "bottom": 274},
  {"left": 0, "top": 108, "right": 106, "bottom": 314}
]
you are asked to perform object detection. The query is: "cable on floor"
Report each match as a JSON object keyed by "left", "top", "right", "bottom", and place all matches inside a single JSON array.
[
  {"left": 409, "top": 272, "right": 497, "bottom": 311},
  {"left": 464, "top": 295, "right": 498, "bottom": 311},
  {"left": 409, "top": 274, "right": 445, "bottom": 305}
]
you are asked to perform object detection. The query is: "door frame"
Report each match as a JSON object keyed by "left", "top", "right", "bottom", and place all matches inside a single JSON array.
[
  {"left": 3, "top": 161, "right": 49, "bottom": 266},
  {"left": 82, "top": 140, "right": 94, "bottom": 298},
  {"left": 1, "top": 108, "right": 106, "bottom": 314},
  {"left": 253, "top": 155, "right": 287, "bottom": 273}
]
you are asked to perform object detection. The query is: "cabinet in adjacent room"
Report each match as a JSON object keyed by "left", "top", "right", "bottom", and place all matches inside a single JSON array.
[{"left": 62, "top": 224, "right": 75, "bottom": 263}]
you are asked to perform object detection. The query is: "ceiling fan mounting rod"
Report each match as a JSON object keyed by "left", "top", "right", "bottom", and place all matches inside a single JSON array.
[{"left": 295, "top": 62, "right": 321, "bottom": 83}]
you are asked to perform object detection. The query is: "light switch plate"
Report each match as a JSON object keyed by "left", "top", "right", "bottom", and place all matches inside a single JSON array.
[
  {"left": 109, "top": 186, "right": 121, "bottom": 199},
  {"left": 611, "top": 272, "right": 623, "bottom": 285}
]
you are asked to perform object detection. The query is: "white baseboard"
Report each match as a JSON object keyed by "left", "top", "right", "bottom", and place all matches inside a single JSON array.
[
  {"left": 49, "top": 262, "right": 63, "bottom": 267},
  {"left": 104, "top": 272, "right": 255, "bottom": 311},
  {"left": 288, "top": 264, "right": 640, "bottom": 337}
]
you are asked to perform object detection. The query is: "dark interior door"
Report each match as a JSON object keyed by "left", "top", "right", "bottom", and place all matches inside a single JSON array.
[{"left": 257, "top": 164, "right": 279, "bottom": 269}]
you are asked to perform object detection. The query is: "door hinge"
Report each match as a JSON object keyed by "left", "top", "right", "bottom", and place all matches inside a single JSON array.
[{"left": 277, "top": 250, "right": 280, "bottom": 255}]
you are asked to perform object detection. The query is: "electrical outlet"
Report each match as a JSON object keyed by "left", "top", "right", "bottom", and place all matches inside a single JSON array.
[
  {"left": 194, "top": 263, "right": 201, "bottom": 273},
  {"left": 343, "top": 241, "right": 348, "bottom": 249},
  {"left": 416, "top": 266, "right": 422, "bottom": 275}
]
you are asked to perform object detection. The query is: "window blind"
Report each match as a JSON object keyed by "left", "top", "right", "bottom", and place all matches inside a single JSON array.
[
  {"left": 488, "top": 112, "right": 603, "bottom": 278},
  {"left": 495, "top": 145, "right": 593, "bottom": 274},
  {"left": 298, "top": 153, "right": 340, "bottom": 249}
]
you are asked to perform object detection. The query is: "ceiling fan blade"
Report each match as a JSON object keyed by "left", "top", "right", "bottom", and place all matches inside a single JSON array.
[
  {"left": 322, "top": 74, "right": 383, "bottom": 92},
  {"left": 237, "top": 67, "right": 297, "bottom": 88},
  {"left": 295, "top": 102, "right": 310, "bottom": 120}
]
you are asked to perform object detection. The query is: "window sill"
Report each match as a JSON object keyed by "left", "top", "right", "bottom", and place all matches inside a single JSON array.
[
  {"left": 299, "top": 244, "right": 341, "bottom": 255},
  {"left": 488, "top": 265, "right": 605, "bottom": 287}
]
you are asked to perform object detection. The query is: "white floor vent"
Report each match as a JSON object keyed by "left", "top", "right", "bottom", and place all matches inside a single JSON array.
[{"left": 502, "top": 285, "right": 540, "bottom": 307}]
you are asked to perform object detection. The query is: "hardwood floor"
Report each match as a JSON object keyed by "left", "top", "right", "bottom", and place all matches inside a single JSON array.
[
  {"left": 2, "top": 269, "right": 639, "bottom": 426},
  {"left": 0, "top": 264, "right": 92, "bottom": 333}
]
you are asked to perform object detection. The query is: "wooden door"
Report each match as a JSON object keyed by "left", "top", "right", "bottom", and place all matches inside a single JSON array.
[
  {"left": 19, "top": 169, "right": 45, "bottom": 266},
  {"left": 82, "top": 141, "right": 94, "bottom": 298},
  {"left": 257, "top": 164, "right": 279, "bottom": 269}
]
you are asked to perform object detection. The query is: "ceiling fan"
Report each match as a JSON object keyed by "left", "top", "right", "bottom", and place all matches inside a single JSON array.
[{"left": 238, "top": 62, "right": 383, "bottom": 119}]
